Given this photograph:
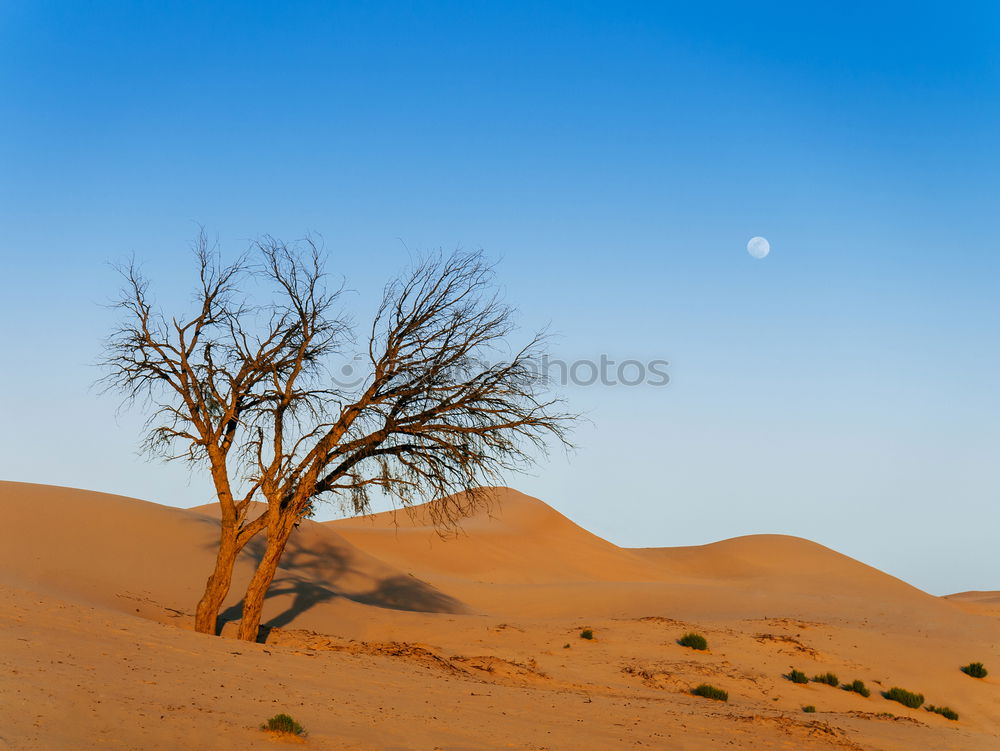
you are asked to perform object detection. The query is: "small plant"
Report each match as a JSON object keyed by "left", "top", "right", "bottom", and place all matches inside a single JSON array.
[
  {"left": 786, "top": 669, "right": 809, "bottom": 684},
  {"left": 261, "top": 713, "right": 305, "bottom": 736},
  {"left": 691, "top": 684, "right": 728, "bottom": 702},
  {"left": 563, "top": 642, "right": 571, "bottom": 648},
  {"left": 802, "top": 705, "right": 816, "bottom": 713},
  {"left": 678, "top": 632, "right": 708, "bottom": 651},
  {"left": 579, "top": 628, "right": 594, "bottom": 640},
  {"left": 926, "top": 705, "right": 959, "bottom": 721},
  {"left": 961, "top": 662, "right": 988, "bottom": 679},
  {"left": 883, "top": 687, "right": 924, "bottom": 709},
  {"left": 841, "top": 679, "right": 871, "bottom": 697},
  {"left": 811, "top": 672, "right": 839, "bottom": 687}
]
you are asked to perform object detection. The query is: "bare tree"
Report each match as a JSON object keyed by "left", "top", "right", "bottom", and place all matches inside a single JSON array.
[{"left": 101, "top": 232, "right": 575, "bottom": 640}]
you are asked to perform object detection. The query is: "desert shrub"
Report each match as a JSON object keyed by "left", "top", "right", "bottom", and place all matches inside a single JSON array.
[
  {"left": 691, "top": 684, "right": 728, "bottom": 702},
  {"left": 786, "top": 669, "right": 809, "bottom": 684},
  {"left": 580, "top": 628, "right": 594, "bottom": 640},
  {"left": 926, "top": 705, "right": 959, "bottom": 721},
  {"left": 563, "top": 643, "right": 571, "bottom": 648},
  {"left": 841, "top": 679, "right": 871, "bottom": 697},
  {"left": 961, "top": 662, "right": 988, "bottom": 679},
  {"left": 261, "top": 714, "right": 305, "bottom": 736},
  {"left": 802, "top": 705, "right": 816, "bottom": 713},
  {"left": 811, "top": 672, "right": 839, "bottom": 687},
  {"left": 678, "top": 632, "right": 708, "bottom": 650},
  {"left": 883, "top": 687, "right": 924, "bottom": 709}
]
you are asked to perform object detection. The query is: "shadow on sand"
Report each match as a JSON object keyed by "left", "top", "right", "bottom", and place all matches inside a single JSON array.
[{"left": 213, "top": 526, "right": 468, "bottom": 639}]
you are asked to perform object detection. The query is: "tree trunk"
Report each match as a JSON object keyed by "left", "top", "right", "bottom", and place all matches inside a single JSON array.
[
  {"left": 194, "top": 522, "right": 240, "bottom": 635},
  {"left": 236, "top": 523, "right": 294, "bottom": 642}
]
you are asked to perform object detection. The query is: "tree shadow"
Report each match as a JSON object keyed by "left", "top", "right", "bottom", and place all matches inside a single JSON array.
[{"left": 215, "top": 526, "right": 468, "bottom": 638}]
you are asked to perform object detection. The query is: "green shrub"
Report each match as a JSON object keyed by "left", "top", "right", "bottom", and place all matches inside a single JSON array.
[
  {"left": 811, "top": 672, "right": 839, "bottom": 687},
  {"left": 786, "top": 669, "right": 809, "bottom": 684},
  {"left": 261, "top": 713, "right": 305, "bottom": 736},
  {"left": 883, "top": 687, "right": 924, "bottom": 709},
  {"left": 691, "top": 684, "right": 728, "bottom": 701},
  {"left": 841, "top": 679, "right": 871, "bottom": 697},
  {"left": 961, "top": 662, "right": 988, "bottom": 679},
  {"left": 580, "top": 628, "right": 594, "bottom": 640},
  {"left": 802, "top": 705, "right": 816, "bottom": 713},
  {"left": 926, "top": 705, "right": 959, "bottom": 721},
  {"left": 678, "top": 632, "right": 708, "bottom": 651}
]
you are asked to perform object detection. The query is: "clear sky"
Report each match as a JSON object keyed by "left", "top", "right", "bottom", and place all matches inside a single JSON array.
[{"left": 1, "top": 2, "right": 997, "bottom": 595}]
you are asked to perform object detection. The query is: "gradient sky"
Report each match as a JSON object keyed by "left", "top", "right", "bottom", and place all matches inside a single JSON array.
[{"left": 2, "top": 2, "right": 998, "bottom": 595}]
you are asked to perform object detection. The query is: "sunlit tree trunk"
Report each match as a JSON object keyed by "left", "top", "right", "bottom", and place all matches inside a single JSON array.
[
  {"left": 236, "top": 520, "right": 295, "bottom": 642},
  {"left": 194, "top": 522, "right": 240, "bottom": 634}
]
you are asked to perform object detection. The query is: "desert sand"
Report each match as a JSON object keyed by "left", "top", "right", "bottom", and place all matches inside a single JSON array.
[{"left": 1, "top": 480, "right": 997, "bottom": 750}]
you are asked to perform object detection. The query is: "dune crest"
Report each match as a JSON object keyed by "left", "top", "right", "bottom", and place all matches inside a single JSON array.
[
  {"left": 331, "top": 487, "right": 956, "bottom": 623},
  {"left": 945, "top": 590, "right": 1000, "bottom": 618}
]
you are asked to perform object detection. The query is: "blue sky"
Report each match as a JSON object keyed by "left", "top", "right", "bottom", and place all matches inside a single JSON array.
[{"left": 1, "top": 2, "right": 998, "bottom": 594}]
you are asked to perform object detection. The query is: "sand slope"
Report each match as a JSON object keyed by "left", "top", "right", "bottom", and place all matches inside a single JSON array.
[
  {"left": 1, "top": 481, "right": 998, "bottom": 750},
  {"left": 0, "top": 481, "right": 467, "bottom": 638},
  {"left": 331, "top": 488, "right": 959, "bottom": 625},
  {"left": 945, "top": 591, "right": 1000, "bottom": 619}
]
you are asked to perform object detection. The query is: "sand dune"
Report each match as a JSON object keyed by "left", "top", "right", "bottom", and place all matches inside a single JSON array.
[
  {"left": 0, "top": 482, "right": 962, "bottom": 626},
  {"left": 329, "top": 488, "right": 663, "bottom": 584},
  {"left": 0, "top": 481, "right": 468, "bottom": 638},
  {"left": 331, "top": 488, "right": 960, "bottom": 625},
  {"left": 1, "top": 481, "right": 998, "bottom": 750},
  {"left": 945, "top": 590, "right": 1000, "bottom": 618},
  {"left": 947, "top": 591, "right": 1000, "bottom": 606}
]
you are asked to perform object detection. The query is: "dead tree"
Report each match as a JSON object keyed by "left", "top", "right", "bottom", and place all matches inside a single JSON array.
[{"left": 101, "top": 232, "right": 575, "bottom": 640}]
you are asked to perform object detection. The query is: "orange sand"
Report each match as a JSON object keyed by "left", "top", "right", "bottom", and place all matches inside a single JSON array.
[{"left": 1, "top": 482, "right": 997, "bottom": 749}]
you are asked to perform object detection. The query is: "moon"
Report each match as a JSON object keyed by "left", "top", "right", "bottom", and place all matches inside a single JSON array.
[{"left": 746, "top": 236, "right": 770, "bottom": 259}]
